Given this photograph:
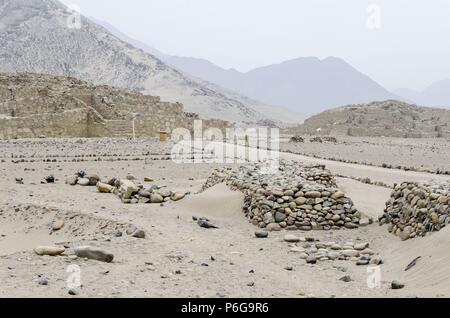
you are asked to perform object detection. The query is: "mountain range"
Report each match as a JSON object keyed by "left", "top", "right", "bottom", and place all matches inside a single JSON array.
[
  {"left": 0, "top": 0, "right": 306, "bottom": 125},
  {"left": 1, "top": 0, "right": 449, "bottom": 125},
  {"left": 93, "top": 17, "right": 404, "bottom": 116}
]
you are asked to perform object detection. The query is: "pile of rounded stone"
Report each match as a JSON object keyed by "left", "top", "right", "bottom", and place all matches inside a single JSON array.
[
  {"left": 309, "top": 137, "right": 323, "bottom": 143},
  {"left": 66, "top": 170, "right": 186, "bottom": 204},
  {"left": 322, "top": 136, "right": 338, "bottom": 143},
  {"left": 65, "top": 170, "right": 101, "bottom": 186},
  {"left": 105, "top": 179, "right": 187, "bottom": 204},
  {"left": 289, "top": 136, "right": 304, "bottom": 143},
  {"left": 203, "top": 161, "right": 367, "bottom": 231},
  {"left": 379, "top": 181, "right": 450, "bottom": 240},
  {"left": 283, "top": 234, "right": 381, "bottom": 266}
]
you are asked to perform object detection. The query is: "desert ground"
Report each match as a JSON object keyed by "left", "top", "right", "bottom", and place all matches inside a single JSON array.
[
  {"left": 0, "top": 137, "right": 449, "bottom": 298},
  {"left": 281, "top": 136, "right": 450, "bottom": 174}
]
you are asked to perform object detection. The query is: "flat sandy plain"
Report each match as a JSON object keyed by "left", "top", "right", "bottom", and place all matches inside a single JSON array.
[
  {"left": 0, "top": 138, "right": 449, "bottom": 298},
  {"left": 281, "top": 136, "right": 450, "bottom": 173}
]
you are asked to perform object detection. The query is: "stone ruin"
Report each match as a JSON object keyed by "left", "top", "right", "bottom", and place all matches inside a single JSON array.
[
  {"left": 380, "top": 181, "right": 450, "bottom": 240},
  {"left": 0, "top": 73, "right": 229, "bottom": 139},
  {"left": 203, "top": 160, "right": 369, "bottom": 231}
]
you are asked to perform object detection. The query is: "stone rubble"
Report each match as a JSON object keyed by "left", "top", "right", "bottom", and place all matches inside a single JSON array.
[
  {"left": 65, "top": 171, "right": 187, "bottom": 204},
  {"left": 289, "top": 136, "right": 304, "bottom": 143},
  {"left": 203, "top": 160, "right": 363, "bottom": 231},
  {"left": 283, "top": 235, "right": 381, "bottom": 266},
  {"left": 380, "top": 181, "right": 450, "bottom": 240}
]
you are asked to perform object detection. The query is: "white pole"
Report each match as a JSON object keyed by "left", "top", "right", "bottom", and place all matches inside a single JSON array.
[{"left": 132, "top": 119, "right": 136, "bottom": 140}]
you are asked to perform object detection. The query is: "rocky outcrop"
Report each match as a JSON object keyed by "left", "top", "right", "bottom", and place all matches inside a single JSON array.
[{"left": 380, "top": 181, "right": 450, "bottom": 240}]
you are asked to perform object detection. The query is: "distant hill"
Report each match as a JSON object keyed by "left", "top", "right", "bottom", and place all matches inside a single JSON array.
[
  {"left": 395, "top": 79, "right": 450, "bottom": 109},
  {"left": 291, "top": 100, "right": 450, "bottom": 138}
]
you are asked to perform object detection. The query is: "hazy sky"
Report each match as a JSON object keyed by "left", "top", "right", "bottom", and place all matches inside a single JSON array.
[{"left": 60, "top": 0, "right": 450, "bottom": 91}]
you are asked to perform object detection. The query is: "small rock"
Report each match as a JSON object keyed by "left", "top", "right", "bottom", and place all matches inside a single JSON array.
[
  {"left": 65, "top": 175, "right": 78, "bottom": 185},
  {"left": 74, "top": 246, "right": 114, "bottom": 263},
  {"left": 68, "top": 289, "right": 78, "bottom": 296},
  {"left": 86, "top": 174, "right": 100, "bottom": 186},
  {"left": 391, "top": 280, "right": 405, "bottom": 290},
  {"left": 339, "top": 275, "right": 352, "bottom": 283},
  {"left": 77, "top": 178, "right": 90, "bottom": 186},
  {"left": 299, "top": 253, "right": 308, "bottom": 260},
  {"left": 360, "top": 248, "right": 375, "bottom": 255},
  {"left": 37, "top": 277, "right": 49, "bottom": 286},
  {"left": 335, "top": 266, "right": 347, "bottom": 272},
  {"left": 198, "top": 220, "right": 219, "bottom": 229},
  {"left": 119, "top": 180, "right": 138, "bottom": 200},
  {"left": 255, "top": 230, "right": 269, "bottom": 238},
  {"left": 150, "top": 194, "right": 164, "bottom": 204},
  {"left": 266, "top": 223, "right": 282, "bottom": 231},
  {"left": 52, "top": 220, "right": 65, "bottom": 231},
  {"left": 306, "top": 255, "right": 317, "bottom": 264},
  {"left": 45, "top": 175, "right": 55, "bottom": 183},
  {"left": 284, "top": 234, "right": 300, "bottom": 243},
  {"left": 331, "top": 191, "right": 345, "bottom": 200},
  {"left": 331, "top": 243, "right": 342, "bottom": 250},
  {"left": 171, "top": 192, "right": 186, "bottom": 201},
  {"left": 34, "top": 246, "right": 65, "bottom": 256},
  {"left": 97, "top": 182, "right": 114, "bottom": 193},
  {"left": 370, "top": 255, "right": 383, "bottom": 265},
  {"left": 354, "top": 242, "right": 370, "bottom": 251},
  {"left": 289, "top": 247, "right": 306, "bottom": 253},
  {"left": 356, "top": 259, "right": 370, "bottom": 266},
  {"left": 328, "top": 251, "right": 340, "bottom": 260},
  {"left": 144, "top": 177, "right": 154, "bottom": 182},
  {"left": 359, "top": 218, "right": 370, "bottom": 226},
  {"left": 131, "top": 229, "right": 146, "bottom": 239}
]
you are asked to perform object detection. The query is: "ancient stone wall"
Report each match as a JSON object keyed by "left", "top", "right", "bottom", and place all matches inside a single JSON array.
[
  {"left": 0, "top": 109, "right": 88, "bottom": 139},
  {"left": 380, "top": 181, "right": 450, "bottom": 240},
  {"left": 0, "top": 73, "right": 231, "bottom": 139},
  {"left": 203, "top": 161, "right": 366, "bottom": 231}
]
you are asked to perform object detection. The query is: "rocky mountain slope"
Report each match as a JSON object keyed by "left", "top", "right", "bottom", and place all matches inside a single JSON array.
[
  {"left": 154, "top": 56, "right": 403, "bottom": 116},
  {"left": 291, "top": 100, "right": 450, "bottom": 138},
  {"left": 0, "top": 0, "right": 294, "bottom": 124}
]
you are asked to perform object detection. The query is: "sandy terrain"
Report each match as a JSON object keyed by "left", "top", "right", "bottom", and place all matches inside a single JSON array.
[
  {"left": 0, "top": 138, "right": 449, "bottom": 298},
  {"left": 281, "top": 136, "right": 450, "bottom": 174}
]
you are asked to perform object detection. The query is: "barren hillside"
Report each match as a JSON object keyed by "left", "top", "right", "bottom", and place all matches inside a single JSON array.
[{"left": 292, "top": 100, "right": 450, "bottom": 138}]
